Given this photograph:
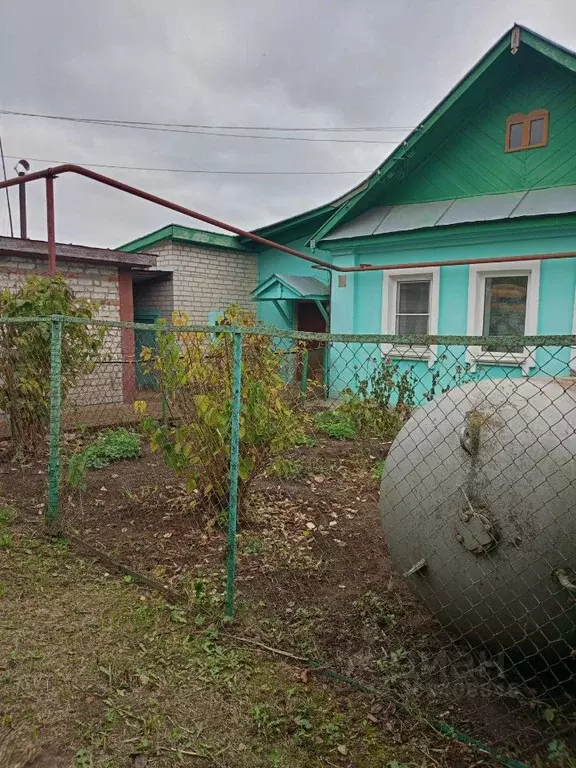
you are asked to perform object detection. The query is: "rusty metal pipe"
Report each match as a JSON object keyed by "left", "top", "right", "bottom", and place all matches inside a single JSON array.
[
  {"left": 0, "top": 164, "right": 575, "bottom": 274},
  {"left": 45, "top": 175, "right": 56, "bottom": 275}
]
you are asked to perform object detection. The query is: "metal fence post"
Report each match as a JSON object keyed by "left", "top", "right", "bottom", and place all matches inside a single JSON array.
[
  {"left": 46, "top": 314, "right": 63, "bottom": 531},
  {"left": 323, "top": 341, "right": 330, "bottom": 398},
  {"left": 225, "top": 329, "right": 243, "bottom": 618}
]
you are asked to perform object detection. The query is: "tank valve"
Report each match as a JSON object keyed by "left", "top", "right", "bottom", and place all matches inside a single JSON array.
[{"left": 403, "top": 558, "right": 427, "bottom": 578}]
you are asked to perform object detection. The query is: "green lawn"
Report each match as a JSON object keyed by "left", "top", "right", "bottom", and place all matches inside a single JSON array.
[{"left": 0, "top": 514, "right": 418, "bottom": 768}]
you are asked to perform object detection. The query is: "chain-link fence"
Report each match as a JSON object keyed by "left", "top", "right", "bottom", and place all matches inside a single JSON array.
[{"left": 2, "top": 315, "right": 576, "bottom": 765}]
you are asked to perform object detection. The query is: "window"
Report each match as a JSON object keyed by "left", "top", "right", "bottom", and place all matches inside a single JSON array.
[
  {"left": 382, "top": 267, "right": 439, "bottom": 365},
  {"left": 395, "top": 280, "right": 430, "bottom": 334},
  {"left": 482, "top": 275, "right": 528, "bottom": 352},
  {"left": 467, "top": 261, "right": 540, "bottom": 372},
  {"left": 505, "top": 110, "right": 549, "bottom": 152}
]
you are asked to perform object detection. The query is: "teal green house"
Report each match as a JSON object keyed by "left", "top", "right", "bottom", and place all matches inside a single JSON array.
[{"left": 122, "top": 25, "right": 576, "bottom": 389}]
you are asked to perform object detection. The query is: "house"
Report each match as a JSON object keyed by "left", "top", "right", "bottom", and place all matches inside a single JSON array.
[
  {"left": 121, "top": 25, "right": 576, "bottom": 391},
  {"left": 0, "top": 235, "right": 156, "bottom": 405}
]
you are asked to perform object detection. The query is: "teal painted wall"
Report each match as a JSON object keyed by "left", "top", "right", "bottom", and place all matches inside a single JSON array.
[
  {"left": 324, "top": 221, "right": 576, "bottom": 397},
  {"left": 385, "top": 53, "right": 576, "bottom": 204},
  {"left": 256, "top": 236, "right": 331, "bottom": 328}
]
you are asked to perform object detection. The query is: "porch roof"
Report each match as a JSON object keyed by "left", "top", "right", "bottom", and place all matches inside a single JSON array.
[{"left": 252, "top": 273, "right": 329, "bottom": 302}]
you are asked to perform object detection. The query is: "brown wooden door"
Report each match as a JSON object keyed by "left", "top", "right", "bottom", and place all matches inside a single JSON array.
[{"left": 296, "top": 301, "right": 328, "bottom": 383}]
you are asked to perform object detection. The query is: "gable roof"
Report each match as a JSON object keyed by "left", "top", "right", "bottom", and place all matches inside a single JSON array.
[{"left": 313, "top": 24, "right": 576, "bottom": 245}]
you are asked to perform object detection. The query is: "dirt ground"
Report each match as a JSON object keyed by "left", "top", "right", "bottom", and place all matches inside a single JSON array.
[{"left": 0, "top": 428, "right": 571, "bottom": 766}]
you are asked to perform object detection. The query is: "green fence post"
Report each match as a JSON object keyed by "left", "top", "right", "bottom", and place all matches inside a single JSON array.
[
  {"left": 323, "top": 341, "right": 330, "bottom": 399},
  {"left": 226, "top": 329, "right": 243, "bottom": 618},
  {"left": 300, "top": 348, "right": 309, "bottom": 403},
  {"left": 46, "top": 315, "right": 63, "bottom": 532}
]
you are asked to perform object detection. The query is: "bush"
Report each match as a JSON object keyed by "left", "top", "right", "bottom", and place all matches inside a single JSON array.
[
  {"left": 0, "top": 275, "right": 103, "bottom": 453},
  {"left": 137, "top": 306, "right": 306, "bottom": 516}
]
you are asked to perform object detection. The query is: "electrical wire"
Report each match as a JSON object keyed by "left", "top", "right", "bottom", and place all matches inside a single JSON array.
[
  {"left": 0, "top": 133, "right": 14, "bottom": 237},
  {"left": 3, "top": 153, "right": 371, "bottom": 176},
  {"left": 0, "top": 108, "right": 414, "bottom": 133},
  {"left": 0, "top": 109, "right": 409, "bottom": 144}
]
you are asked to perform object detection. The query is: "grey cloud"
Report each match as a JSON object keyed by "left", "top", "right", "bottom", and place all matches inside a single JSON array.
[{"left": 1, "top": 0, "right": 576, "bottom": 247}]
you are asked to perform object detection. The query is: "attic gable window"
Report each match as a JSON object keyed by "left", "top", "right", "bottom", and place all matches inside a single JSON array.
[{"left": 505, "top": 110, "right": 549, "bottom": 152}]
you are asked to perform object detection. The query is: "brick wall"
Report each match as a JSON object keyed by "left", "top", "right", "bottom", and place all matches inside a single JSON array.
[
  {"left": 133, "top": 276, "right": 174, "bottom": 319},
  {"left": 0, "top": 255, "right": 124, "bottom": 406},
  {"left": 140, "top": 240, "right": 257, "bottom": 323}
]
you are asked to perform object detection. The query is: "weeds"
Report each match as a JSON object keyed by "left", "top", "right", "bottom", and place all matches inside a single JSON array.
[
  {"left": 240, "top": 535, "right": 267, "bottom": 556},
  {"left": 313, "top": 411, "right": 356, "bottom": 440},
  {"left": 266, "top": 458, "right": 304, "bottom": 478},
  {"left": 75, "top": 427, "right": 141, "bottom": 470}
]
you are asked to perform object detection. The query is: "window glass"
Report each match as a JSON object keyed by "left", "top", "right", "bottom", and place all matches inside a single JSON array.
[
  {"left": 482, "top": 275, "right": 528, "bottom": 353},
  {"left": 508, "top": 122, "right": 524, "bottom": 149},
  {"left": 395, "top": 280, "right": 430, "bottom": 334},
  {"left": 529, "top": 118, "right": 545, "bottom": 145}
]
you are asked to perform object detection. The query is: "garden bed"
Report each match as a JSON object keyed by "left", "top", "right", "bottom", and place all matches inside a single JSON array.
[{"left": 0, "top": 427, "right": 563, "bottom": 765}]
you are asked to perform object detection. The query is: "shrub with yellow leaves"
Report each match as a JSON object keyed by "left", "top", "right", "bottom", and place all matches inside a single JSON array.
[{"left": 137, "top": 306, "right": 307, "bottom": 520}]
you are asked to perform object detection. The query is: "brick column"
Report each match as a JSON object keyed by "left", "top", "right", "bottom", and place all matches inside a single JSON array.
[{"left": 118, "top": 268, "right": 136, "bottom": 404}]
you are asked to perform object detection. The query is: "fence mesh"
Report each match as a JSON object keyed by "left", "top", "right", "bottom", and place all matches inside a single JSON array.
[{"left": 2, "top": 315, "right": 576, "bottom": 765}]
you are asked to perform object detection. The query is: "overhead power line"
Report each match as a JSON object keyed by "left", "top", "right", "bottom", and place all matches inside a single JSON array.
[
  {"left": 0, "top": 109, "right": 411, "bottom": 144},
  {"left": 0, "top": 133, "right": 14, "bottom": 237},
  {"left": 4, "top": 154, "right": 371, "bottom": 176},
  {"left": 0, "top": 108, "right": 415, "bottom": 133}
]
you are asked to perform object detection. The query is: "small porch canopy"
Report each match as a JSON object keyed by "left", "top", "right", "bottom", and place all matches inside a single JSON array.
[{"left": 252, "top": 273, "right": 329, "bottom": 325}]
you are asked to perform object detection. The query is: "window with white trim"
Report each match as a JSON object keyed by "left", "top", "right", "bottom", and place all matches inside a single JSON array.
[
  {"left": 381, "top": 268, "right": 439, "bottom": 364},
  {"left": 466, "top": 261, "right": 540, "bottom": 372}
]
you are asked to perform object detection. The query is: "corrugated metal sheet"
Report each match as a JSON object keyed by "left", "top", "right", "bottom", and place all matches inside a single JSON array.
[
  {"left": 512, "top": 185, "right": 576, "bottom": 217},
  {"left": 274, "top": 274, "right": 329, "bottom": 297},
  {"left": 374, "top": 200, "right": 453, "bottom": 234},
  {"left": 324, "top": 185, "right": 576, "bottom": 241},
  {"left": 437, "top": 191, "right": 525, "bottom": 226}
]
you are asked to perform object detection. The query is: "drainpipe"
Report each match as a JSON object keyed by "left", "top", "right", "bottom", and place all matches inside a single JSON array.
[{"left": 14, "top": 159, "right": 30, "bottom": 239}]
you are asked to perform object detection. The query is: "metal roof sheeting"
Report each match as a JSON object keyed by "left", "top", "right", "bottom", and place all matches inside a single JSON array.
[
  {"left": 277, "top": 274, "right": 329, "bottom": 296},
  {"left": 253, "top": 273, "right": 329, "bottom": 300},
  {"left": 324, "top": 185, "right": 576, "bottom": 240}
]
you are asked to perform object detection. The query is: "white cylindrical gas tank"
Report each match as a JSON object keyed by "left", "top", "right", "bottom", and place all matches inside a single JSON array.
[{"left": 380, "top": 377, "right": 576, "bottom": 659}]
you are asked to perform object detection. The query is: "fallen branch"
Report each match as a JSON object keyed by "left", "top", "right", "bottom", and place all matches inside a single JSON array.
[
  {"left": 157, "top": 746, "right": 202, "bottom": 757},
  {"left": 228, "top": 634, "right": 309, "bottom": 662},
  {"left": 64, "top": 531, "right": 186, "bottom": 605}
]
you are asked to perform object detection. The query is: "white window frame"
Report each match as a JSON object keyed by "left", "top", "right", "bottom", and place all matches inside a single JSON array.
[
  {"left": 466, "top": 260, "right": 540, "bottom": 374},
  {"left": 381, "top": 267, "right": 440, "bottom": 367},
  {"left": 570, "top": 288, "right": 576, "bottom": 375}
]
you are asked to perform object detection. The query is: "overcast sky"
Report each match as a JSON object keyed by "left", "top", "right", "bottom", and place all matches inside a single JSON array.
[{"left": 1, "top": 0, "right": 576, "bottom": 249}]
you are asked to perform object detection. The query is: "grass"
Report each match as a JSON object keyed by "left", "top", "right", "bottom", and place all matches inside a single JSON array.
[{"left": 0, "top": 518, "right": 419, "bottom": 767}]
